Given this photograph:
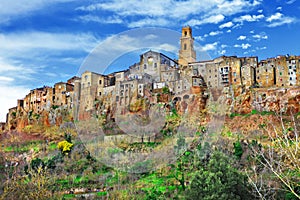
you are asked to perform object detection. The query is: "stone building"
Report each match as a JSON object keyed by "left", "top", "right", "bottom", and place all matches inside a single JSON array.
[
  {"left": 256, "top": 55, "right": 300, "bottom": 88},
  {"left": 78, "top": 71, "right": 105, "bottom": 120},
  {"left": 189, "top": 56, "right": 257, "bottom": 89},
  {"left": 21, "top": 86, "right": 54, "bottom": 114},
  {"left": 257, "top": 59, "right": 276, "bottom": 87},
  {"left": 53, "top": 82, "right": 74, "bottom": 107}
]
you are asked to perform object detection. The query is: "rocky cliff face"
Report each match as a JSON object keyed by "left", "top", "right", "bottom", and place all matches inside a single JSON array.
[
  {"left": 6, "top": 86, "right": 300, "bottom": 133},
  {"left": 233, "top": 87, "right": 300, "bottom": 114},
  {"left": 6, "top": 105, "right": 72, "bottom": 132}
]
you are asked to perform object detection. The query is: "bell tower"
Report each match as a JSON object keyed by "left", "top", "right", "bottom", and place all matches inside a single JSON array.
[{"left": 178, "top": 26, "right": 196, "bottom": 66}]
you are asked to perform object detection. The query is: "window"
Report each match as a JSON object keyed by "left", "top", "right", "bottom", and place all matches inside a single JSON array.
[
  {"left": 209, "top": 70, "right": 211, "bottom": 73},
  {"left": 266, "top": 69, "right": 268, "bottom": 72},
  {"left": 290, "top": 77, "right": 292, "bottom": 80},
  {"left": 184, "top": 31, "right": 187, "bottom": 36},
  {"left": 99, "top": 80, "right": 102, "bottom": 85},
  {"left": 88, "top": 82, "right": 90, "bottom": 87},
  {"left": 289, "top": 66, "right": 292, "bottom": 69},
  {"left": 144, "top": 64, "right": 147, "bottom": 69},
  {"left": 215, "top": 75, "right": 217, "bottom": 77},
  {"left": 280, "top": 72, "right": 282, "bottom": 76},
  {"left": 184, "top": 43, "right": 187, "bottom": 50},
  {"left": 154, "top": 63, "right": 157, "bottom": 68},
  {"left": 84, "top": 75, "right": 88, "bottom": 81},
  {"left": 99, "top": 92, "right": 101, "bottom": 96},
  {"left": 257, "top": 76, "right": 260, "bottom": 80}
]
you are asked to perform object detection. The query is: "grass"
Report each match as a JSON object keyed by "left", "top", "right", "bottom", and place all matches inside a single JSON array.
[
  {"left": 230, "top": 109, "right": 276, "bottom": 118},
  {"left": 3, "top": 140, "right": 43, "bottom": 153},
  {"left": 97, "top": 191, "right": 107, "bottom": 197}
]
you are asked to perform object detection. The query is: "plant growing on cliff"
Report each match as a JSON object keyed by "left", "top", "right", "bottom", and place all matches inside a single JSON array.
[
  {"left": 57, "top": 140, "right": 73, "bottom": 155},
  {"left": 186, "top": 151, "right": 252, "bottom": 200},
  {"left": 162, "top": 86, "right": 170, "bottom": 94},
  {"left": 233, "top": 140, "right": 243, "bottom": 159},
  {"left": 248, "top": 114, "right": 300, "bottom": 199}
]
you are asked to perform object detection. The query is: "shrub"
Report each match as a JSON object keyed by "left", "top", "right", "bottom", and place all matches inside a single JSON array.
[
  {"left": 57, "top": 140, "right": 73, "bottom": 155},
  {"left": 186, "top": 151, "right": 253, "bottom": 200},
  {"left": 233, "top": 141, "right": 243, "bottom": 159},
  {"left": 162, "top": 86, "right": 170, "bottom": 94}
]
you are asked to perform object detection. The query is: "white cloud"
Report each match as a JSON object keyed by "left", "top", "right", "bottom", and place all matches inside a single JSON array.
[
  {"left": 219, "top": 49, "right": 226, "bottom": 55},
  {"left": 256, "top": 46, "right": 267, "bottom": 50},
  {"left": 266, "top": 13, "right": 296, "bottom": 27},
  {"left": 0, "top": 0, "right": 74, "bottom": 24},
  {"left": 201, "top": 42, "right": 218, "bottom": 51},
  {"left": 209, "top": 31, "right": 223, "bottom": 36},
  {"left": 78, "top": 15, "right": 123, "bottom": 24},
  {"left": 186, "top": 14, "right": 225, "bottom": 26},
  {"left": 258, "top": 9, "right": 263, "bottom": 13},
  {"left": 194, "top": 36, "right": 205, "bottom": 41},
  {"left": 77, "top": 0, "right": 262, "bottom": 28},
  {"left": 0, "top": 76, "right": 14, "bottom": 82},
  {"left": 0, "top": 31, "right": 98, "bottom": 54},
  {"left": 252, "top": 32, "right": 268, "bottom": 40},
  {"left": 221, "top": 44, "right": 228, "bottom": 48},
  {"left": 234, "top": 14, "right": 264, "bottom": 22},
  {"left": 286, "top": 0, "right": 296, "bottom": 4},
  {"left": 128, "top": 18, "right": 170, "bottom": 28},
  {"left": 0, "top": 85, "right": 30, "bottom": 122},
  {"left": 237, "top": 35, "right": 247, "bottom": 40},
  {"left": 234, "top": 43, "right": 251, "bottom": 49},
  {"left": 227, "top": 29, "right": 232, "bottom": 33},
  {"left": 277, "top": 7, "right": 282, "bottom": 11},
  {"left": 219, "top": 21, "right": 234, "bottom": 29},
  {"left": 266, "top": 13, "right": 283, "bottom": 22}
]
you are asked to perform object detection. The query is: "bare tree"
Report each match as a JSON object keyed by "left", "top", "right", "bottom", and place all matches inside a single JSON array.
[{"left": 247, "top": 112, "right": 300, "bottom": 199}]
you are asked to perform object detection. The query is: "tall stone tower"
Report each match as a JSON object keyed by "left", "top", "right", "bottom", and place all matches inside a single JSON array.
[{"left": 178, "top": 26, "right": 196, "bottom": 66}]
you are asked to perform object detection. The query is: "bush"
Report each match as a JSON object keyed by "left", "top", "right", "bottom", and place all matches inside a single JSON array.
[
  {"left": 186, "top": 151, "right": 253, "bottom": 200},
  {"left": 233, "top": 141, "right": 243, "bottom": 159},
  {"left": 57, "top": 140, "right": 73, "bottom": 155}
]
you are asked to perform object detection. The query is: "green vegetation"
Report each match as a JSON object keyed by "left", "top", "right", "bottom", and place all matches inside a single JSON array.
[
  {"left": 162, "top": 86, "right": 170, "bottom": 94},
  {"left": 186, "top": 151, "right": 252, "bottom": 200},
  {"left": 230, "top": 109, "right": 276, "bottom": 118},
  {"left": 1, "top": 107, "right": 299, "bottom": 199},
  {"left": 233, "top": 140, "right": 243, "bottom": 159}
]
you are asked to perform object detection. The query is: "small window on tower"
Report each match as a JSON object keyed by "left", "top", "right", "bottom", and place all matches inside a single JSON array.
[
  {"left": 184, "top": 43, "right": 187, "bottom": 50},
  {"left": 184, "top": 31, "right": 187, "bottom": 36}
]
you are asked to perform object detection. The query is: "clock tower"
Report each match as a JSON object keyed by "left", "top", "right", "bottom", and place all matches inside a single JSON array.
[{"left": 178, "top": 26, "right": 196, "bottom": 66}]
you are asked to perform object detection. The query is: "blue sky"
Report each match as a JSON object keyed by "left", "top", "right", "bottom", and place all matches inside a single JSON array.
[{"left": 0, "top": 0, "right": 299, "bottom": 121}]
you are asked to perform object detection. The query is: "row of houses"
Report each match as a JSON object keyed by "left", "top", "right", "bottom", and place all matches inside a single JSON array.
[{"left": 5, "top": 26, "right": 300, "bottom": 127}]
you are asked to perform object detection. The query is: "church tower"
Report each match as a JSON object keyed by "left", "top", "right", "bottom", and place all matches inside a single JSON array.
[{"left": 178, "top": 26, "right": 196, "bottom": 66}]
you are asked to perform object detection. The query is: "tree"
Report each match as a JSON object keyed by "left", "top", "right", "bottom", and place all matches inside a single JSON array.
[
  {"left": 186, "top": 151, "right": 252, "bottom": 200},
  {"left": 247, "top": 113, "right": 300, "bottom": 199}
]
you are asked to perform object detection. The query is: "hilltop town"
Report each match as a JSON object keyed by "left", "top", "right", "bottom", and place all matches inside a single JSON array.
[{"left": 3, "top": 26, "right": 300, "bottom": 132}]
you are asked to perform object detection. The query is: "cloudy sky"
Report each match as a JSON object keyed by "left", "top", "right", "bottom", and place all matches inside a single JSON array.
[{"left": 0, "top": 0, "right": 299, "bottom": 121}]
